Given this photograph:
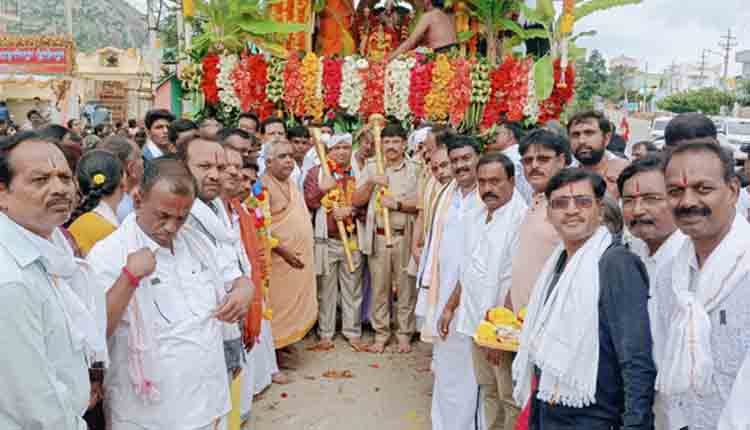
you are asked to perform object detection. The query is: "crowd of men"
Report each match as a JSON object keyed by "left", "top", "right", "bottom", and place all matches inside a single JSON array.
[{"left": 0, "top": 105, "right": 749, "bottom": 430}]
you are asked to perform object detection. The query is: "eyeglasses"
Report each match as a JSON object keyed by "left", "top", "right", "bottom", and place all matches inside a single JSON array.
[
  {"left": 521, "top": 155, "right": 555, "bottom": 166},
  {"left": 549, "top": 195, "right": 596, "bottom": 210}
]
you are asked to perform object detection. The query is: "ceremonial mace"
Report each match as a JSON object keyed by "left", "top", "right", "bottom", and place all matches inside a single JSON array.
[
  {"left": 368, "top": 114, "right": 392, "bottom": 248},
  {"left": 311, "top": 128, "right": 356, "bottom": 273}
]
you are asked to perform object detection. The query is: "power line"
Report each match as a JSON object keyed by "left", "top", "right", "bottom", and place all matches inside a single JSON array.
[{"left": 718, "top": 28, "right": 738, "bottom": 80}]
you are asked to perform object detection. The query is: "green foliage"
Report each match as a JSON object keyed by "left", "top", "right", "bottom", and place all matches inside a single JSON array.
[
  {"left": 572, "top": 49, "right": 609, "bottom": 110},
  {"left": 737, "top": 80, "right": 750, "bottom": 107},
  {"left": 534, "top": 55, "right": 554, "bottom": 101},
  {"left": 573, "top": 0, "right": 643, "bottom": 21},
  {"left": 189, "top": 0, "right": 307, "bottom": 58},
  {"left": 657, "top": 88, "right": 736, "bottom": 115}
]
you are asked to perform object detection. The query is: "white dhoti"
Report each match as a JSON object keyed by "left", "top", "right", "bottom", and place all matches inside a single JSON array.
[
  {"left": 240, "top": 319, "right": 279, "bottom": 421},
  {"left": 432, "top": 324, "right": 479, "bottom": 430}
]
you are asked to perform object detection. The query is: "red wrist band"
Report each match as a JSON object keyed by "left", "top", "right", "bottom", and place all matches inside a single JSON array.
[{"left": 122, "top": 267, "right": 141, "bottom": 288}]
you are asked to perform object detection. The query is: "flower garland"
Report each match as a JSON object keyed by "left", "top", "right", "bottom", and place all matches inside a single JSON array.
[
  {"left": 360, "top": 61, "right": 385, "bottom": 117},
  {"left": 200, "top": 54, "right": 220, "bottom": 105},
  {"left": 245, "top": 181, "right": 276, "bottom": 320},
  {"left": 524, "top": 66, "right": 539, "bottom": 124},
  {"left": 480, "top": 56, "right": 530, "bottom": 129},
  {"left": 322, "top": 57, "right": 344, "bottom": 111},
  {"left": 424, "top": 54, "right": 454, "bottom": 122},
  {"left": 283, "top": 53, "right": 305, "bottom": 117},
  {"left": 231, "top": 53, "right": 274, "bottom": 119},
  {"left": 319, "top": 159, "right": 358, "bottom": 251},
  {"left": 408, "top": 58, "right": 434, "bottom": 121},
  {"left": 538, "top": 60, "right": 576, "bottom": 124},
  {"left": 218, "top": 53, "right": 241, "bottom": 111},
  {"left": 266, "top": 57, "right": 286, "bottom": 105},
  {"left": 339, "top": 56, "right": 366, "bottom": 116},
  {"left": 384, "top": 56, "right": 415, "bottom": 121},
  {"left": 448, "top": 58, "right": 472, "bottom": 127},
  {"left": 179, "top": 62, "right": 203, "bottom": 94},
  {"left": 301, "top": 52, "right": 325, "bottom": 120}
]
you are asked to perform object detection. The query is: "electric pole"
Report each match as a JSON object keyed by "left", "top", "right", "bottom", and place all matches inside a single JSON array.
[
  {"left": 699, "top": 49, "right": 709, "bottom": 86},
  {"left": 64, "top": 0, "right": 73, "bottom": 35},
  {"left": 719, "top": 28, "right": 738, "bottom": 81}
]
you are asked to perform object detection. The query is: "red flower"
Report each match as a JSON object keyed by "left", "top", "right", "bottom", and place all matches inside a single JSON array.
[
  {"left": 283, "top": 54, "right": 305, "bottom": 117},
  {"left": 231, "top": 53, "right": 275, "bottom": 120},
  {"left": 360, "top": 61, "right": 385, "bottom": 117},
  {"left": 448, "top": 58, "right": 472, "bottom": 127},
  {"left": 537, "top": 60, "right": 576, "bottom": 124},
  {"left": 322, "top": 58, "right": 344, "bottom": 111},
  {"left": 408, "top": 60, "right": 434, "bottom": 121},
  {"left": 480, "top": 56, "right": 531, "bottom": 130},
  {"left": 201, "top": 54, "right": 220, "bottom": 105}
]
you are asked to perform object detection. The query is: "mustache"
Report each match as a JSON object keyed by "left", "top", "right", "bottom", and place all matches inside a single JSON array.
[
  {"left": 528, "top": 169, "right": 544, "bottom": 177},
  {"left": 674, "top": 206, "right": 712, "bottom": 218},
  {"left": 455, "top": 167, "right": 471, "bottom": 175},
  {"left": 46, "top": 197, "right": 72, "bottom": 208},
  {"left": 482, "top": 192, "right": 499, "bottom": 200},
  {"left": 630, "top": 218, "right": 655, "bottom": 227}
]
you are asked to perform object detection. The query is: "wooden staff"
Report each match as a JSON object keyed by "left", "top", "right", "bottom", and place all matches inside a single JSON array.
[
  {"left": 312, "top": 128, "right": 356, "bottom": 273},
  {"left": 368, "top": 114, "right": 392, "bottom": 248}
]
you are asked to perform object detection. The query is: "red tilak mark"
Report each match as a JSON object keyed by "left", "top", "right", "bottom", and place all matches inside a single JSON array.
[
  {"left": 681, "top": 169, "right": 689, "bottom": 188},
  {"left": 634, "top": 179, "right": 641, "bottom": 196}
]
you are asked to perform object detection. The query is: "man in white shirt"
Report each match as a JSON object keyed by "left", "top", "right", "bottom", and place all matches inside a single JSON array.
[
  {"left": 0, "top": 131, "right": 91, "bottom": 429},
  {"left": 142, "top": 109, "right": 175, "bottom": 161},
  {"left": 485, "top": 121, "right": 533, "bottom": 203},
  {"left": 256, "top": 117, "right": 287, "bottom": 174},
  {"left": 617, "top": 155, "right": 687, "bottom": 430},
  {"left": 87, "top": 158, "right": 251, "bottom": 430},
  {"left": 657, "top": 140, "right": 750, "bottom": 430},
  {"left": 440, "top": 151, "right": 528, "bottom": 430},
  {"left": 419, "top": 136, "right": 482, "bottom": 430}
]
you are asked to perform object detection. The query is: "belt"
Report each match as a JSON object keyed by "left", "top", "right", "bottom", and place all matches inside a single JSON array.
[{"left": 376, "top": 227, "right": 404, "bottom": 236}]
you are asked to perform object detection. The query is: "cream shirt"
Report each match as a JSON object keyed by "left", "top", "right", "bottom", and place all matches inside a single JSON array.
[{"left": 88, "top": 222, "right": 230, "bottom": 429}]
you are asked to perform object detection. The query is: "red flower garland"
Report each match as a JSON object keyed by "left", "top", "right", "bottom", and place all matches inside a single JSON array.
[
  {"left": 538, "top": 60, "right": 576, "bottom": 124},
  {"left": 283, "top": 54, "right": 305, "bottom": 117},
  {"left": 322, "top": 57, "right": 344, "bottom": 111},
  {"left": 201, "top": 54, "right": 220, "bottom": 105},
  {"left": 480, "top": 56, "right": 530, "bottom": 129},
  {"left": 360, "top": 61, "right": 385, "bottom": 117},
  {"left": 449, "top": 58, "right": 472, "bottom": 127},
  {"left": 408, "top": 59, "right": 434, "bottom": 121},
  {"left": 231, "top": 53, "right": 275, "bottom": 120}
]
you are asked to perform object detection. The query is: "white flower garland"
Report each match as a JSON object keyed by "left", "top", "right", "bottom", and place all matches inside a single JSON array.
[
  {"left": 523, "top": 66, "right": 539, "bottom": 123},
  {"left": 218, "top": 53, "right": 240, "bottom": 110},
  {"left": 385, "top": 57, "right": 415, "bottom": 121},
  {"left": 339, "top": 56, "right": 366, "bottom": 116}
]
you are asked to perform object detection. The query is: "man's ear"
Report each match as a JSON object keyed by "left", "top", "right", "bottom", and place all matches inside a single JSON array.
[
  {"left": 133, "top": 187, "right": 143, "bottom": 210},
  {"left": 0, "top": 182, "right": 8, "bottom": 212}
]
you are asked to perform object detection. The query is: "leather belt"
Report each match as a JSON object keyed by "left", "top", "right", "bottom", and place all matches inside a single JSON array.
[{"left": 376, "top": 227, "right": 404, "bottom": 236}]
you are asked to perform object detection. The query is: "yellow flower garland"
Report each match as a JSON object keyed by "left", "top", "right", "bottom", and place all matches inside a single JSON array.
[
  {"left": 301, "top": 52, "right": 325, "bottom": 120},
  {"left": 424, "top": 54, "right": 454, "bottom": 121}
]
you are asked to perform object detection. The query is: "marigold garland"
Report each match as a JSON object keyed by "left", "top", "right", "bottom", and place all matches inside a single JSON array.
[
  {"left": 424, "top": 54, "right": 454, "bottom": 122},
  {"left": 244, "top": 182, "right": 274, "bottom": 320},
  {"left": 301, "top": 52, "right": 325, "bottom": 120},
  {"left": 201, "top": 54, "right": 220, "bottom": 105},
  {"left": 283, "top": 53, "right": 305, "bottom": 117},
  {"left": 538, "top": 60, "right": 576, "bottom": 124},
  {"left": 448, "top": 58, "right": 472, "bottom": 127}
]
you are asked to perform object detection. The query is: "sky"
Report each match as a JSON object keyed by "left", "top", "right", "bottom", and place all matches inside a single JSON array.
[{"left": 124, "top": 0, "right": 750, "bottom": 75}]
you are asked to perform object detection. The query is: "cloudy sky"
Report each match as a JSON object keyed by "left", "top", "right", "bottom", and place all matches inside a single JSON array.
[{"left": 125, "top": 0, "right": 750, "bottom": 74}]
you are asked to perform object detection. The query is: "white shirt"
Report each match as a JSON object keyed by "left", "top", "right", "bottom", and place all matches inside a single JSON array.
[
  {"left": 737, "top": 188, "right": 750, "bottom": 221},
  {"left": 632, "top": 230, "right": 688, "bottom": 430},
  {"left": 456, "top": 192, "right": 527, "bottom": 337},
  {"left": 0, "top": 214, "right": 89, "bottom": 430},
  {"left": 143, "top": 140, "right": 164, "bottom": 160},
  {"left": 502, "top": 145, "right": 534, "bottom": 204},
  {"left": 88, "top": 221, "right": 230, "bottom": 429}
]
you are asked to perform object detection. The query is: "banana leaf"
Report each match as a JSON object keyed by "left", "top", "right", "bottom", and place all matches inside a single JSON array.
[
  {"left": 458, "top": 31, "right": 475, "bottom": 44},
  {"left": 238, "top": 21, "right": 308, "bottom": 35},
  {"left": 533, "top": 55, "right": 554, "bottom": 101}
]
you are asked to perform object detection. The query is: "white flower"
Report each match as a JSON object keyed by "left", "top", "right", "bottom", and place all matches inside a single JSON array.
[
  {"left": 385, "top": 57, "right": 413, "bottom": 121},
  {"left": 356, "top": 58, "right": 369, "bottom": 70},
  {"left": 339, "top": 56, "right": 365, "bottom": 115},
  {"left": 524, "top": 67, "right": 539, "bottom": 123},
  {"left": 218, "top": 54, "right": 240, "bottom": 109}
]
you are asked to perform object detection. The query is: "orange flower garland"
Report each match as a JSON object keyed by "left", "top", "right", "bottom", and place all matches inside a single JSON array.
[
  {"left": 359, "top": 61, "right": 386, "bottom": 117},
  {"left": 283, "top": 54, "right": 305, "bottom": 117},
  {"left": 424, "top": 54, "right": 454, "bottom": 121},
  {"left": 448, "top": 58, "right": 472, "bottom": 127}
]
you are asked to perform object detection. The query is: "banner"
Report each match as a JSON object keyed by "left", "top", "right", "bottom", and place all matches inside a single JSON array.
[{"left": 0, "top": 47, "right": 70, "bottom": 74}]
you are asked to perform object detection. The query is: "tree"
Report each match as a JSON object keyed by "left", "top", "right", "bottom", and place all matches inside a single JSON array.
[
  {"left": 570, "top": 49, "right": 609, "bottom": 111},
  {"left": 657, "top": 87, "right": 736, "bottom": 115},
  {"left": 737, "top": 79, "right": 750, "bottom": 107}
]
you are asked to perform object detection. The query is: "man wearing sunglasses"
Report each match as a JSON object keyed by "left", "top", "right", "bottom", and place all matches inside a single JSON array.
[
  {"left": 509, "top": 129, "right": 568, "bottom": 315},
  {"left": 618, "top": 155, "right": 687, "bottom": 430},
  {"left": 513, "top": 168, "right": 656, "bottom": 430}
]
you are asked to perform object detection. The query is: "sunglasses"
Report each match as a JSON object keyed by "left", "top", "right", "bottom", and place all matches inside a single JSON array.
[{"left": 549, "top": 195, "right": 596, "bottom": 210}]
